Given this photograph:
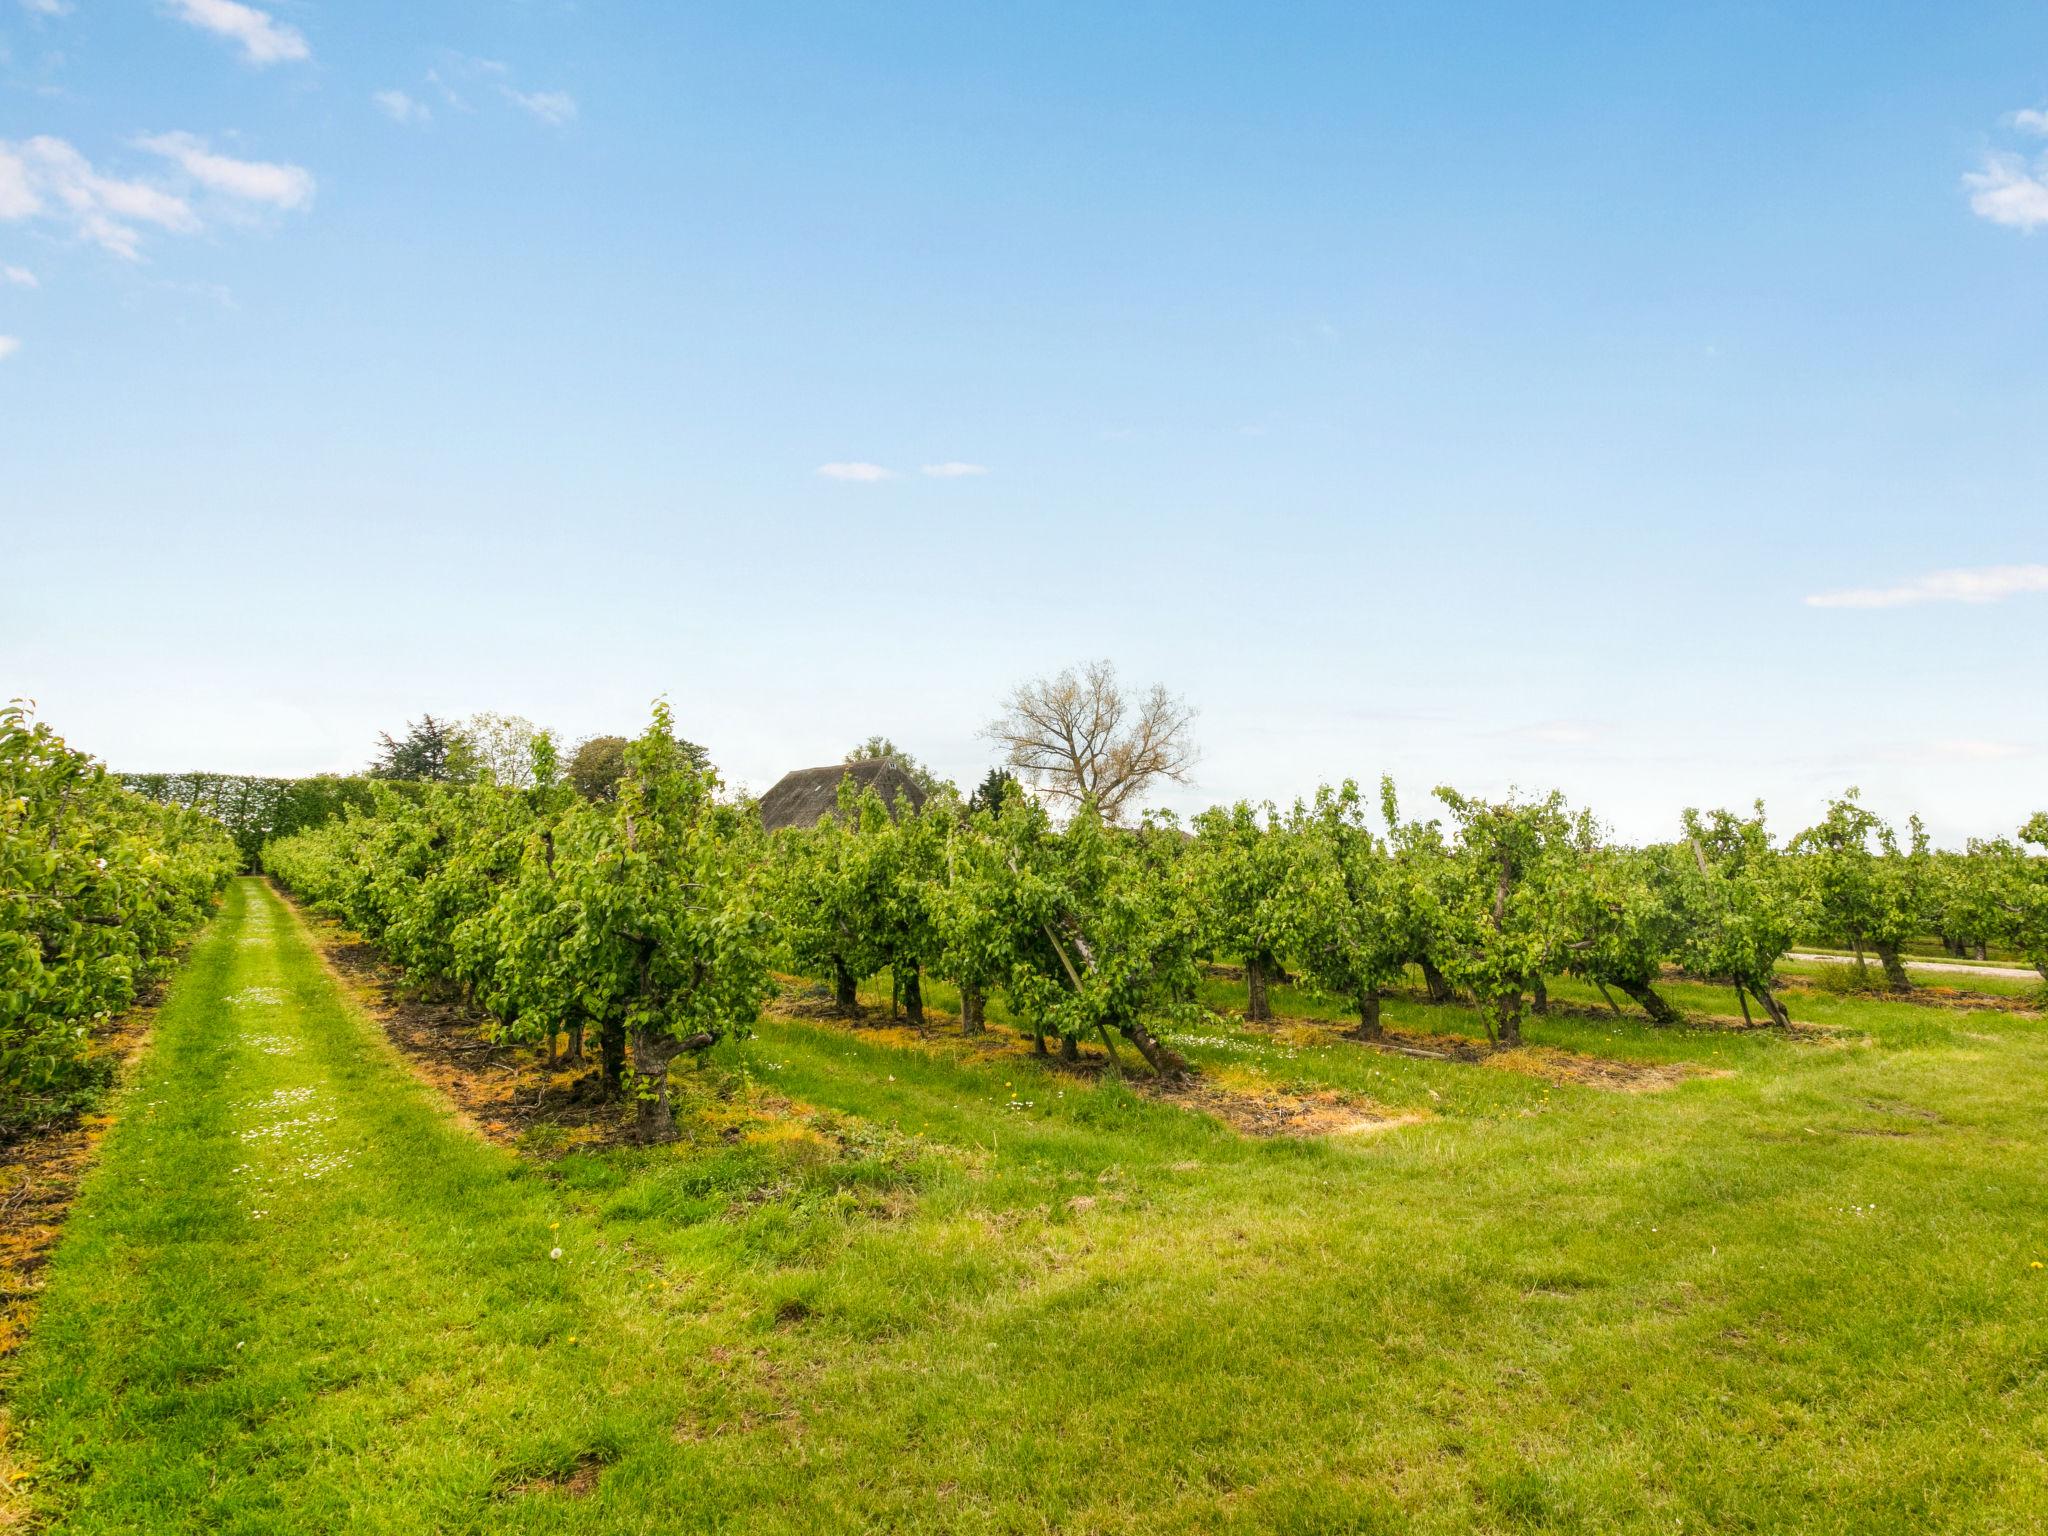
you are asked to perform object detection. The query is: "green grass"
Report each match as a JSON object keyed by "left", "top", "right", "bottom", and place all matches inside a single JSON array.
[{"left": 9, "top": 879, "right": 2048, "bottom": 1532}]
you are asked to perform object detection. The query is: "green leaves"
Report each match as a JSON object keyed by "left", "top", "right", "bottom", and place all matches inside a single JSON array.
[{"left": 1, "top": 704, "right": 237, "bottom": 1130}]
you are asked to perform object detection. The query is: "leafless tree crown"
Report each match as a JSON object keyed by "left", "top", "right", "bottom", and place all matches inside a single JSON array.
[{"left": 982, "top": 660, "right": 1197, "bottom": 823}]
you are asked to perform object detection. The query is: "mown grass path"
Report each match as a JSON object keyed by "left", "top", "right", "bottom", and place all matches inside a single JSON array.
[
  {"left": 3, "top": 878, "right": 730, "bottom": 1534},
  {"left": 8, "top": 878, "right": 2048, "bottom": 1534}
]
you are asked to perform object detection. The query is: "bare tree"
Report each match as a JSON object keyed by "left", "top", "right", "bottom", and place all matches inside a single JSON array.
[{"left": 982, "top": 661, "right": 1197, "bottom": 824}]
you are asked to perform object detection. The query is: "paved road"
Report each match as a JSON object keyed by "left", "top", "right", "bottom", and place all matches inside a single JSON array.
[{"left": 1787, "top": 951, "right": 2040, "bottom": 981}]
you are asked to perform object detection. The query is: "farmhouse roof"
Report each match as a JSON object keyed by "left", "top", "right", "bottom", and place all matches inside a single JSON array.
[{"left": 757, "top": 759, "right": 927, "bottom": 833}]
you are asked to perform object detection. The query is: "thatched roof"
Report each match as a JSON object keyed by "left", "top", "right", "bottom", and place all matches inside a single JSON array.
[{"left": 758, "top": 759, "right": 927, "bottom": 833}]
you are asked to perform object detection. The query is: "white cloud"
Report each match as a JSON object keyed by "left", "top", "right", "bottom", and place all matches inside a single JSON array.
[
  {"left": 373, "top": 89, "right": 431, "bottom": 127},
  {"left": 920, "top": 461, "right": 989, "bottom": 478},
  {"left": 0, "top": 145, "right": 39, "bottom": 219},
  {"left": 1805, "top": 564, "right": 2048, "bottom": 609},
  {"left": 0, "top": 136, "right": 197, "bottom": 259},
  {"left": 167, "top": 0, "right": 309, "bottom": 66},
  {"left": 1, "top": 133, "right": 308, "bottom": 260},
  {"left": 136, "top": 131, "right": 314, "bottom": 209},
  {"left": 20, "top": 0, "right": 72, "bottom": 16},
  {"left": 1, "top": 264, "right": 34, "bottom": 286},
  {"left": 1964, "top": 151, "right": 2048, "bottom": 230},
  {"left": 0, "top": 335, "right": 19, "bottom": 360},
  {"left": 2015, "top": 107, "right": 2048, "bottom": 135},
  {"left": 502, "top": 87, "right": 577, "bottom": 126},
  {"left": 816, "top": 462, "right": 894, "bottom": 482}
]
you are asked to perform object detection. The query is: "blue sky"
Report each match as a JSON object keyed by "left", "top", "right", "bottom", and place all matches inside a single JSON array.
[{"left": 4, "top": 1, "right": 2045, "bottom": 846}]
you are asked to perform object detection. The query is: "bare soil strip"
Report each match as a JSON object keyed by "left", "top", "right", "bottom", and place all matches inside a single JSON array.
[
  {"left": 291, "top": 898, "right": 640, "bottom": 1152},
  {"left": 0, "top": 993, "right": 161, "bottom": 1363}
]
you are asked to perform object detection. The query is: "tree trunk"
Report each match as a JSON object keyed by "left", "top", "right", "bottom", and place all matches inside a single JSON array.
[
  {"left": 1354, "top": 990, "right": 1383, "bottom": 1041},
  {"left": 567, "top": 1020, "right": 584, "bottom": 1063},
  {"left": 1748, "top": 981, "right": 1791, "bottom": 1029},
  {"left": 599, "top": 1019, "right": 626, "bottom": 1096},
  {"left": 961, "top": 983, "right": 986, "bottom": 1035},
  {"left": 1490, "top": 992, "right": 1523, "bottom": 1049},
  {"left": 1874, "top": 943, "right": 1911, "bottom": 991},
  {"left": 629, "top": 1028, "right": 680, "bottom": 1140},
  {"left": 1118, "top": 1018, "right": 1188, "bottom": 1079},
  {"left": 1059, "top": 1032, "right": 1080, "bottom": 1063},
  {"left": 1595, "top": 980, "right": 1624, "bottom": 1017},
  {"left": 1419, "top": 957, "right": 1454, "bottom": 1004},
  {"left": 833, "top": 957, "right": 858, "bottom": 1014},
  {"left": 1245, "top": 953, "right": 1274, "bottom": 1023},
  {"left": 1974, "top": 942, "right": 1988, "bottom": 962},
  {"left": 902, "top": 964, "right": 924, "bottom": 1025},
  {"left": 1530, "top": 975, "right": 1549, "bottom": 1015},
  {"left": 1031, "top": 1023, "right": 1048, "bottom": 1056},
  {"left": 1617, "top": 977, "right": 1680, "bottom": 1025}
]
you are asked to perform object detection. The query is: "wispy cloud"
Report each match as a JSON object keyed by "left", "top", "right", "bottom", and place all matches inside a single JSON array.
[
  {"left": 1805, "top": 564, "right": 2048, "bottom": 609},
  {"left": 502, "top": 87, "right": 577, "bottom": 127},
  {"left": 816, "top": 462, "right": 894, "bottom": 482},
  {"left": 423, "top": 56, "right": 575, "bottom": 127},
  {"left": 19, "top": 0, "right": 72, "bottom": 17},
  {"left": 136, "top": 131, "right": 314, "bottom": 210},
  {"left": 166, "top": 0, "right": 309, "bottom": 66},
  {"left": 1, "top": 133, "right": 310, "bottom": 259},
  {"left": 920, "top": 461, "right": 988, "bottom": 478},
  {"left": 2015, "top": 107, "right": 2048, "bottom": 135},
  {"left": 1, "top": 264, "right": 35, "bottom": 287},
  {"left": 0, "top": 335, "right": 19, "bottom": 360},
  {"left": 0, "top": 136, "right": 197, "bottom": 259},
  {"left": 373, "top": 90, "right": 431, "bottom": 127}
]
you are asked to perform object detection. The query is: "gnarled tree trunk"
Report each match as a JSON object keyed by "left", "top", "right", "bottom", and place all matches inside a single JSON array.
[
  {"left": 901, "top": 964, "right": 924, "bottom": 1025},
  {"left": 599, "top": 1019, "right": 626, "bottom": 1096},
  {"left": 1485, "top": 990, "right": 1523, "bottom": 1049},
  {"left": 960, "top": 983, "right": 986, "bottom": 1035},
  {"left": 833, "top": 956, "right": 858, "bottom": 1015},
  {"left": 1059, "top": 1032, "right": 1080, "bottom": 1063},
  {"left": 1245, "top": 953, "right": 1274, "bottom": 1023},
  {"left": 629, "top": 1027, "right": 714, "bottom": 1141},
  {"left": 1419, "top": 957, "right": 1455, "bottom": 1004},
  {"left": 1747, "top": 980, "right": 1791, "bottom": 1029},
  {"left": 1874, "top": 943, "right": 1911, "bottom": 991},
  {"left": 1530, "top": 975, "right": 1549, "bottom": 1015},
  {"left": 1617, "top": 977, "right": 1679, "bottom": 1025},
  {"left": 1354, "top": 990, "right": 1383, "bottom": 1041},
  {"left": 1118, "top": 1018, "right": 1188, "bottom": 1080}
]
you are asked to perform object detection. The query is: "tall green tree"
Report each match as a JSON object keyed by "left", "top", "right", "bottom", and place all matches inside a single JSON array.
[
  {"left": 369, "top": 715, "right": 476, "bottom": 783},
  {"left": 1793, "top": 790, "right": 1929, "bottom": 990},
  {"left": 1284, "top": 783, "right": 1410, "bottom": 1039},
  {"left": 999, "top": 803, "right": 1198, "bottom": 1076},
  {"left": 1189, "top": 801, "right": 1296, "bottom": 1023},
  {"left": 1431, "top": 788, "right": 1587, "bottom": 1047},
  {"left": 557, "top": 705, "right": 770, "bottom": 1138},
  {"left": 1676, "top": 803, "right": 1805, "bottom": 1028}
]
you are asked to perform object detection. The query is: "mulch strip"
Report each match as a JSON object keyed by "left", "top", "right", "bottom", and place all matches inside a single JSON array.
[
  {"left": 0, "top": 990, "right": 162, "bottom": 1363},
  {"left": 300, "top": 910, "right": 640, "bottom": 1153}
]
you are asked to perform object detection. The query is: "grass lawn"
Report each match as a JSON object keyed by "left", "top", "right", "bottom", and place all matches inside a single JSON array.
[{"left": 6, "top": 877, "right": 2047, "bottom": 1533}]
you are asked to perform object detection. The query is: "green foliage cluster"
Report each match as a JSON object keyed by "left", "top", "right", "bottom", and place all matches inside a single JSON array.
[
  {"left": 266, "top": 706, "right": 771, "bottom": 1137},
  {"left": 271, "top": 717, "right": 2048, "bottom": 1122},
  {"left": 120, "top": 770, "right": 374, "bottom": 870},
  {"left": 1, "top": 704, "right": 238, "bottom": 1132}
]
